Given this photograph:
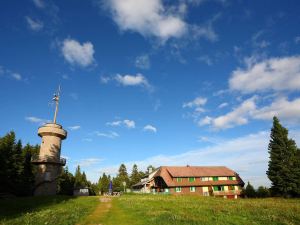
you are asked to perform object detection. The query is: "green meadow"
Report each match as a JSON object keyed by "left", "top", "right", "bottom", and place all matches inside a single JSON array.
[{"left": 1, "top": 195, "right": 300, "bottom": 225}]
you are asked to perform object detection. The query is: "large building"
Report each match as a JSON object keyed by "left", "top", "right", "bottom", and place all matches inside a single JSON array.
[{"left": 133, "top": 166, "right": 244, "bottom": 198}]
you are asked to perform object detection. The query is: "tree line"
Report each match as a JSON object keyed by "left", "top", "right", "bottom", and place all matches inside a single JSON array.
[
  {"left": 0, "top": 130, "right": 154, "bottom": 196},
  {"left": 1, "top": 116, "right": 299, "bottom": 197},
  {"left": 0, "top": 131, "right": 38, "bottom": 196}
]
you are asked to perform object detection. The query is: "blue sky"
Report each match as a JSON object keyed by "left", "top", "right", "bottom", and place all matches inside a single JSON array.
[{"left": 1, "top": 0, "right": 300, "bottom": 187}]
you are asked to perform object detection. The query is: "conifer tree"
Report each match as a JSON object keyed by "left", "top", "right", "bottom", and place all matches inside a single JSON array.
[
  {"left": 130, "top": 164, "right": 141, "bottom": 186},
  {"left": 267, "top": 117, "right": 299, "bottom": 197},
  {"left": 243, "top": 182, "right": 256, "bottom": 198}
]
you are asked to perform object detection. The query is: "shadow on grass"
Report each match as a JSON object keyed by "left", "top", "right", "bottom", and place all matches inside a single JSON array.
[{"left": 0, "top": 195, "right": 78, "bottom": 220}]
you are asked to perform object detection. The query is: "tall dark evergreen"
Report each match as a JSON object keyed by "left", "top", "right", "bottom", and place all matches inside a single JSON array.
[
  {"left": 0, "top": 132, "right": 38, "bottom": 196},
  {"left": 267, "top": 117, "right": 300, "bottom": 197},
  {"left": 113, "top": 164, "right": 130, "bottom": 192},
  {"left": 98, "top": 173, "right": 110, "bottom": 194},
  {"left": 243, "top": 182, "right": 256, "bottom": 198},
  {"left": 130, "top": 164, "right": 141, "bottom": 186},
  {"left": 57, "top": 167, "right": 75, "bottom": 195}
]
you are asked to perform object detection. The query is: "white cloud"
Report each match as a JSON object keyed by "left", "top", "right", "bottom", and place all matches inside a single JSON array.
[
  {"left": 253, "top": 97, "right": 300, "bottom": 123},
  {"left": 68, "top": 125, "right": 81, "bottom": 131},
  {"left": 183, "top": 97, "right": 207, "bottom": 108},
  {"left": 0, "top": 66, "right": 24, "bottom": 81},
  {"left": 106, "top": 0, "right": 187, "bottom": 42},
  {"left": 61, "top": 38, "right": 95, "bottom": 67},
  {"left": 106, "top": 119, "right": 135, "bottom": 129},
  {"left": 123, "top": 119, "right": 135, "bottom": 128},
  {"left": 295, "top": 36, "right": 300, "bottom": 44},
  {"left": 25, "top": 16, "right": 44, "bottom": 31},
  {"left": 135, "top": 54, "right": 150, "bottom": 69},
  {"left": 229, "top": 56, "right": 300, "bottom": 93},
  {"left": 199, "top": 97, "right": 257, "bottom": 130},
  {"left": 198, "top": 116, "right": 212, "bottom": 126},
  {"left": 32, "top": 0, "right": 45, "bottom": 8},
  {"left": 143, "top": 124, "right": 157, "bottom": 133},
  {"left": 218, "top": 102, "right": 228, "bottom": 108},
  {"left": 95, "top": 131, "right": 119, "bottom": 139},
  {"left": 25, "top": 116, "right": 50, "bottom": 125},
  {"left": 100, "top": 76, "right": 111, "bottom": 84},
  {"left": 11, "top": 73, "right": 22, "bottom": 81},
  {"left": 183, "top": 97, "right": 207, "bottom": 113},
  {"left": 114, "top": 73, "right": 151, "bottom": 89}
]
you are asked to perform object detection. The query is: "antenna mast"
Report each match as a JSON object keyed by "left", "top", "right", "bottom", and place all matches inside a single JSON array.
[{"left": 53, "top": 85, "right": 61, "bottom": 124}]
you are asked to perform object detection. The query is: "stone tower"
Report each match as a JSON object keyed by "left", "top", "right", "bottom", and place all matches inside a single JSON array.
[{"left": 32, "top": 87, "right": 67, "bottom": 195}]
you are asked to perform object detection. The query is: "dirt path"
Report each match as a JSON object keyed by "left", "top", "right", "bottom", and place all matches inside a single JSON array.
[{"left": 77, "top": 197, "right": 112, "bottom": 225}]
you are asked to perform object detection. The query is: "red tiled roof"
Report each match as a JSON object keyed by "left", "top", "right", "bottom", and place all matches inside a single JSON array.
[
  {"left": 166, "top": 166, "right": 236, "bottom": 177},
  {"left": 154, "top": 166, "right": 244, "bottom": 187}
]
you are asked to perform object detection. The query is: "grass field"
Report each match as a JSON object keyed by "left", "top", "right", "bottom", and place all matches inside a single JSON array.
[
  {"left": 1, "top": 195, "right": 300, "bottom": 225},
  {"left": 0, "top": 196, "right": 98, "bottom": 225}
]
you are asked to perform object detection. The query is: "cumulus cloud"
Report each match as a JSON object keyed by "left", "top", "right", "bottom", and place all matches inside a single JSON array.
[
  {"left": 229, "top": 56, "right": 300, "bottom": 93},
  {"left": 253, "top": 97, "right": 300, "bottom": 123},
  {"left": 68, "top": 125, "right": 81, "bottom": 131},
  {"left": 101, "top": 73, "right": 152, "bottom": 90},
  {"left": 115, "top": 74, "right": 148, "bottom": 86},
  {"left": 135, "top": 54, "right": 150, "bottom": 69},
  {"left": 103, "top": 0, "right": 218, "bottom": 43},
  {"left": 199, "top": 97, "right": 257, "bottom": 130},
  {"left": 123, "top": 119, "right": 135, "bottom": 128},
  {"left": 106, "top": 119, "right": 135, "bottom": 129},
  {"left": 61, "top": 38, "right": 95, "bottom": 67},
  {"left": 25, "top": 16, "right": 44, "bottom": 31},
  {"left": 105, "top": 0, "right": 186, "bottom": 42},
  {"left": 143, "top": 124, "right": 157, "bottom": 133},
  {"left": 200, "top": 95, "right": 300, "bottom": 130}
]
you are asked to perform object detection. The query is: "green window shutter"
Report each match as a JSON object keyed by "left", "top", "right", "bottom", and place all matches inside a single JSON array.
[
  {"left": 176, "top": 177, "right": 182, "bottom": 182},
  {"left": 189, "top": 177, "right": 195, "bottom": 182},
  {"left": 229, "top": 176, "right": 233, "bottom": 180},
  {"left": 190, "top": 187, "right": 196, "bottom": 192},
  {"left": 213, "top": 186, "right": 218, "bottom": 191},
  {"left": 213, "top": 176, "right": 218, "bottom": 181}
]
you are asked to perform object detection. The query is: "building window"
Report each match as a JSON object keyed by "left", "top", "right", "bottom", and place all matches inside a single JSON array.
[
  {"left": 213, "top": 186, "right": 224, "bottom": 191},
  {"left": 176, "top": 177, "right": 182, "bottom": 182},
  {"left": 228, "top": 176, "right": 234, "bottom": 180},
  {"left": 228, "top": 185, "right": 235, "bottom": 190},
  {"left": 201, "top": 177, "right": 209, "bottom": 181},
  {"left": 165, "top": 188, "right": 169, "bottom": 193},
  {"left": 189, "top": 177, "right": 195, "bottom": 182},
  {"left": 213, "top": 176, "right": 219, "bottom": 181},
  {"left": 190, "top": 186, "right": 196, "bottom": 192},
  {"left": 175, "top": 187, "right": 182, "bottom": 192}
]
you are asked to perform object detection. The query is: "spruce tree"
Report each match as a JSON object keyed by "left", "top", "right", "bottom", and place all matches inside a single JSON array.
[
  {"left": 244, "top": 182, "right": 256, "bottom": 198},
  {"left": 267, "top": 117, "right": 299, "bottom": 197},
  {"left": 130, "top": 164, "right": 141, "bottom": 186}
]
